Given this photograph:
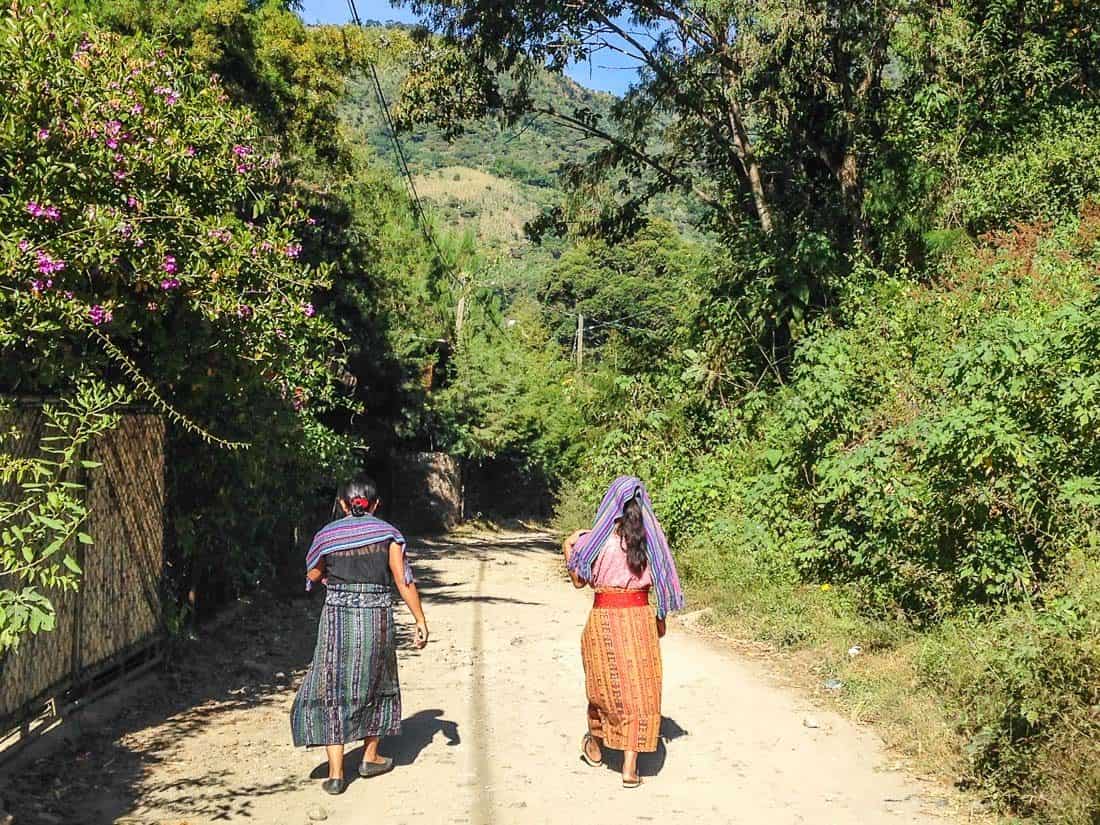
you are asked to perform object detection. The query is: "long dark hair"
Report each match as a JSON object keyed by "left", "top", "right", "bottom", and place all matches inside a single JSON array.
[
  {"left": 620, "top": 497, "right": 648, "bottom": 576},
  {"left": 334, "top": 475, "right": 378, "bottom": 518}
]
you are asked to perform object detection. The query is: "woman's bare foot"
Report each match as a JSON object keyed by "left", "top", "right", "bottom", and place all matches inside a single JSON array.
[{"left": 622, "top": 750, "right": 640, "bottom": 786}]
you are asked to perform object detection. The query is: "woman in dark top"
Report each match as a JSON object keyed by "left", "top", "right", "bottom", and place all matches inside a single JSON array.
[{"left": 290, "top": 475, "right": 428, "bottom": 795}]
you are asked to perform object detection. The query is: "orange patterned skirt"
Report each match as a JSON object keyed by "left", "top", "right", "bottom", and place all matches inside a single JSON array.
[{"left": 580, "top": 589, "right": 662, "bottom": 752}]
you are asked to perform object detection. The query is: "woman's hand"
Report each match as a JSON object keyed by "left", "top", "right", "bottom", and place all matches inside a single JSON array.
[
  {"left": 415, "top": 622, "right": 429, "bottom": 649},
  {"left": 562, "top": 528, "right": 586, "bottom": 561},
  {"left": 656, "top": 617, "right": 667, "bottom": 639}
]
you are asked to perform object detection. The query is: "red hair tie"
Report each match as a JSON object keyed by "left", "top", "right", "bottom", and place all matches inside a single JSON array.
[{"left": 350, "top": 496, "right": 371, "bottom": 509}]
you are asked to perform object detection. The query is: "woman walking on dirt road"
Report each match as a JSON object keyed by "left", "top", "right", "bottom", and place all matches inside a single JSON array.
[
  {"left": 290, "top": 475, "right": 429, "bottom": 795},
  {"left": 562, "top": 475, "right": 683, "bottom": 788}
]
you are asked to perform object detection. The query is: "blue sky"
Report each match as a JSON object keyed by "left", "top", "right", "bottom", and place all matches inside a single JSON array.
[{"left": 297, "top": 0, "right": 642, "bottom": 96}]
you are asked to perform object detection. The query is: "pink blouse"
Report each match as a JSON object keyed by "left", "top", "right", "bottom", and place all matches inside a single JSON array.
[{"left": 588, "top": 532, "right": 652, "bottom": 590}]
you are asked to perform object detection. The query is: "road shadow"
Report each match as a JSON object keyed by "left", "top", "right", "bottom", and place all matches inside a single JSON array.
[
  {"left": 596, "top": 716, "right": 689, "bottom": 778},
  {"left": 0, "top": 531, "right": 519, "bottom": 824},
  {"left": 308, "top": 708, "right": 460, "bottom": 781}
]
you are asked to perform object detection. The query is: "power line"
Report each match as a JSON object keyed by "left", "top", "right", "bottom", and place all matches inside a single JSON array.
[{"left": 346, "top": 0, "right": 459, "bottom": 286}]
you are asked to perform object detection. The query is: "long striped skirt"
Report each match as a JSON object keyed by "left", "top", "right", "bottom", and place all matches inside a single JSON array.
[
  {"left": 580, "top": 591, "right": 662, "bottom": 753},
  {"left": 290, "top": 583, "right": 402, "bottom": 747}
]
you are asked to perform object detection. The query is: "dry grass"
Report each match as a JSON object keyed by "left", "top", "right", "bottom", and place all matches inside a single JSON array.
[{"left": 414, "top": 166, "right": 546, "bottom": 246}]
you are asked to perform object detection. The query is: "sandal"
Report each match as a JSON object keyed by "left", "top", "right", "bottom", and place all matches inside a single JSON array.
[
  {"left": 322, "top": 777, "right": 348, "bottom": 795},
  {"left": 580, "top": 733, "right": 603, "bottom": 768},
  {"left": 358, "top": 755, "right": 395, "bottom": 778},
  {"left": 622, "top": 776, "right": 642, "bottom": 789}
]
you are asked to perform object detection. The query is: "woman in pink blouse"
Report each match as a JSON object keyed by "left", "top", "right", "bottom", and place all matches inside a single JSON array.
[{"left": 562, "top": 476, "right": 683, "bottom": 788}]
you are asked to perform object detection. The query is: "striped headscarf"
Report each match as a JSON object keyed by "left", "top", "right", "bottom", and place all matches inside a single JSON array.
[
  {"left": 305, "top": 514, "right": 412, "bottom": 591},
  {"left": 568, "top": 475, "right": 684, "bottom": 618}
]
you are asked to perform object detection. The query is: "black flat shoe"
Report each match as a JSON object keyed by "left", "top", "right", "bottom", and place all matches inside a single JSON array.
[
  {"left": 322, "top": 777, "right": 348, "bottom": 795},
  {"left": 358, "top": 756, "right": 394, "bottom": 778}
]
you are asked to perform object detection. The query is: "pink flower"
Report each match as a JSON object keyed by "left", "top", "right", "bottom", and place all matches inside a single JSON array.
[
  {"left": 260, "top": 241, "right": 274, "bottom": 252},
  {"left": 134, "top": 238, "right": 145, "bottom": 248},
  {"left": 64, "top": 291, "right": 74, "bottom": 299},
  {"left": 185, "top": 145, "right": 196, "bottom": 157},
  {"left": 160, "top": 277, "right": 181, "bottom": 291},
  {"left": 35, "top": 251, "right": 65, "bottom": 275},
  {"left": 105, "top": 120, "right": 122, "bottom": 137},
  {"left": 166, "top": 92, "right": 180, "bottom": 105},
  {"left": 31, "top": 279, "right": 46, "bottom": 293},
  {"left": 36, "top": 128, "right": 49, "bottom": 140},
  {"left": 237, "top": 304, "right": 253, "bottom": 319},
  {"left": 113, "top": 170, "right": 127, "bottom": 181},
  {"left": 117, "top": 223, "right": 133, "bottom": 237},
  {"left": 26, "top": 201, "right": 61, "bottom": 222},
  {"left": 88, "top": 305, "right": 112, "bottom": 326},
  {"left": 235, "top": 163, "right": 251, "bottom": 175},
  {"left": 284, "top": 243, "right": 302, "bottom": 259},
  {"left": 305, "top": 217, "right": 317, "bottom": 226},
  {"left": 146, "top": 301, "right": 159, "bottom": 311},
  {"left": 301, "top": 302, "right": 316, "bottom": 317},
  {"left": 126, "top": 196, "right": 139, "bottom": 209},
  {"left": 131, "top": 103, "right": 144, "bottom": 116},
  {"left": 162, "top": 255, "right": 177, "bottom": 274},
  {"left": 106, "top": 138, "right": 119, "bottom": 150},
  {"left": 18, "top": 239, "right": 30, "bottom": 252},
  {"left": 232, "top": 144, "right": 252, "bottom": 157}
]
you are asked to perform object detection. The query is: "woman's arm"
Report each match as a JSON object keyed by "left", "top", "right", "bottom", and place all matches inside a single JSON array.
[
  {"left": 389, "top": 542, "right": 428, "bottom": 648},
  {"left": 562, "top": 529, "right": 590, "bottom": 589},
  {"left": 307, "top": 558, "right": 325, "bottom": 583},
  {"left": 656, "top": 616, "right": 667, "bottom": 639}
]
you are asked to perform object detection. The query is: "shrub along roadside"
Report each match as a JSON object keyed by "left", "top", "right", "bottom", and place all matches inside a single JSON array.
[{"left": 554, "top": 211, "right": 1100, "bottom": 824}]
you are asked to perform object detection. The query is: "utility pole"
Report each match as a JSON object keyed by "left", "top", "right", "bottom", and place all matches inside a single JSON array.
[{"left": 576, "top": 313, "right": 584, "bottom": 371}]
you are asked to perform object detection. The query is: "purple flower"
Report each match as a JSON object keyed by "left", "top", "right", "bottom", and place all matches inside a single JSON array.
[
  {"left": 26, "top": 201, "right": 61, "bottom": 222},
  {"left": 18, "top": 239, "right": 31, "bottom": 252},
  {"left": 64, "top": 291, "right": 74, "bottom": 299},
  {"left": 284, "top": 243, "right": 302, "bottom": 259},
  {"left": 35, "top": 251, "right": 66, "bottom": 275},
  {"left": 235, "top": 163, "right": 251, "bottom": 175},
  {"left": 113, "top": 170, "right": 127, "bottom": 181},
  {"left": 131, "top": 103, "right": 144, "bottom": 116},
  {"left": 126, "top": 195, "right": 139, "bottom": 209},
  {"left": 301, "top": 302, "right": 316, "bottom": 317},
  {"left": 305, "top": 217, "right": 317, "bottom": 226},
  {"left": 36, "top": 128, "right": 49, "bottom": 140},
  {"left": 106, "top": 138, "right": 119, "bottom": 150},
  {"left": 105, "top": 120, "right": 122, "bottom": 137},
  {"left": 88, "top": 305, "right": 112, "bottom": 326},
  {"left": 134, "top": 238, "right": 145, "bottom": 248},
  {"left": 162, "top": 255, "right": 177, "bottom": 274},
  {"left": 160, "top": 277, "right": 181, "bottom": 291},
  {"left": 31, "top": 279, "right": 45, "bottom": 293},
  {"left": 208, "top": 228, "right": 232, "bottom": 243},
  {"left": 185, "top": 145, "right": 196, "bottom": 157},
  {"left": 237, "top": 304, "right": 253, "bottom": 319},
  {"left": 260, "top": 240, "right": 274, "bottom": 252},
  {"left": 232, "top": 144, "right": 252, "bottom": 157},
  {"left": 117, "top": 222, "right": 133, "bottom": 238}
]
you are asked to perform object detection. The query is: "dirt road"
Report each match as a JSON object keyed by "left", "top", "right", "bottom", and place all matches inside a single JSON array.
[{"left": 2, "top": 531, "right": 960, "bottom": 825}]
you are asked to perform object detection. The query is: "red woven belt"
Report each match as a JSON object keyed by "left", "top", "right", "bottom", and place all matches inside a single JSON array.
[{"left": 593, "top": 589, "right": 650, "bottom": 608}]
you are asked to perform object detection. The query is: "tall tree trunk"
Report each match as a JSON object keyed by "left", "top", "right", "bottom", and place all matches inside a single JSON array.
[
  {"left": 837, "top": 149, "right": 871, "bottom": 255},
  {"left": 725, "top": 92, "right": 774, "bottom": 234}
]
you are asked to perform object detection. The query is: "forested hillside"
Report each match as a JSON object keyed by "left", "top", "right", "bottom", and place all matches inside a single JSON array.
[{"left": 2, "top": 1, "right": 1098, "bottom": 822}]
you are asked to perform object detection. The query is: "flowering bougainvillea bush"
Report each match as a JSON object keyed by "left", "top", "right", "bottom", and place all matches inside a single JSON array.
[
  {"left": 0, "top": 1, "right": 358, "bottom": 648},
  {"left": 0, "top": 1, "right": 340, "bottom": 414}
]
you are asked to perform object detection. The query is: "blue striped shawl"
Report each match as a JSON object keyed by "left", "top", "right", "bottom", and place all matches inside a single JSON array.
[
  {"left": 305, "top": 514, "right": 413, "bottom": 591},
  {"left": 568, "top": 475, "right": 684, "bottom": 618}
]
